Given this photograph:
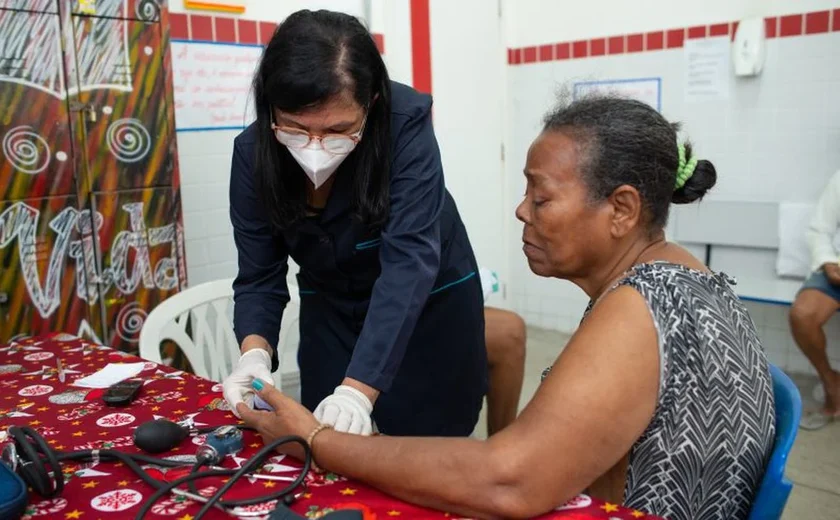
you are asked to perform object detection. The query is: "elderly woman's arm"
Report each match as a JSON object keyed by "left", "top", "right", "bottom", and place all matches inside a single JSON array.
[{"left": 241, "top": 287, "right": 660, "bottom": 519}]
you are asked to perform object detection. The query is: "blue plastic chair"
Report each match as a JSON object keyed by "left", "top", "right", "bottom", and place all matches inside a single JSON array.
[{"left": 748, "top": 364, "right": 802, "bottom": 520}]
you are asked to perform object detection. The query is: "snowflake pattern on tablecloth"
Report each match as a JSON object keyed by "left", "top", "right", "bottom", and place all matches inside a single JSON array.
[
  {"left": 18, "top": 384, "right": 53, "bottom": 397},
  {"left": 23, "top": 352, "right": 54, "bottom": 361},
  {"left": 90, "top": 489, "right": 143, "bottom": 512},
  {"left": 556, "top": 495, "right": 593, "bottom": 510},
  {"left": 96, "top": 412, "right": 136, "bottom": 428}
]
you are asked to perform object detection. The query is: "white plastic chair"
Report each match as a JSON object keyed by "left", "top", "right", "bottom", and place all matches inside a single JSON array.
[{"left": 138, "top": 278, "right": 301, "bottom": 399}]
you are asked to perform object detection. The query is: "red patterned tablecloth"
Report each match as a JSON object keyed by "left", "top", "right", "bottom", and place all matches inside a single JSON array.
[{"left": 0, "top": 335, "right": 662, "bottom": 519}]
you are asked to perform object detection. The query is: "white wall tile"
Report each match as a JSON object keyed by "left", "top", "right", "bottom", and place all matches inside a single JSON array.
[{"left": 184, "top": 239, "right": 210, "bottom": 267}]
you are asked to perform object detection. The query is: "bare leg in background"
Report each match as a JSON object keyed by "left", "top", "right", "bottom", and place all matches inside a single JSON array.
[
  {"left": 790, "top": 289, "right": 840, "bottom": 415},
  {"left": 484, "top": 307, "right": 526, "bottom": 436}
]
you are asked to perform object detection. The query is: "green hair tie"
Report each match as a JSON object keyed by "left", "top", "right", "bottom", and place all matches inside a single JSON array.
[{"left": 675, "top": 143, "right": 698, "bottom": 190}]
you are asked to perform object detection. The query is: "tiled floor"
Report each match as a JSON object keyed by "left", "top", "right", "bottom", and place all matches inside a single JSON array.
[{"left": 474, "top": 327, "right": 840, "bottom": 519}]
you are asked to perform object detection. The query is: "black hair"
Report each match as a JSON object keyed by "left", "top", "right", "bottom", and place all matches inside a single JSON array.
[
  {"left": 542, "top": 95, "right": 716, "bottom": 230},
  {"left": 252, "top": 9, "right": 391, "bottom": 231}
]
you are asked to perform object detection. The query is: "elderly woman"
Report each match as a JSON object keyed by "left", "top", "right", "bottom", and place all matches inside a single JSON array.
[{"left": 238, "top": 96, "right": 776, "bottom": 520}]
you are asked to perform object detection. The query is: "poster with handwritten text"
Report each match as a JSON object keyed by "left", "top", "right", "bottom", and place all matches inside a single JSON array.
[{"left": 171, "top": 41, "right": 263, "bottom": 131}]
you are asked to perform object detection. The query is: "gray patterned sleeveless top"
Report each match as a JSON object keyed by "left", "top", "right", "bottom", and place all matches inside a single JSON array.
[{"left": 544, "top": 262, "right": 775, "bottom": 520}]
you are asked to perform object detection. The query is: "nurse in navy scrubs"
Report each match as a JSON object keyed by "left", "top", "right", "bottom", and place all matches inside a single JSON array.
[{"left": 221, "top": 10, "right": 487, "bottom": 437}]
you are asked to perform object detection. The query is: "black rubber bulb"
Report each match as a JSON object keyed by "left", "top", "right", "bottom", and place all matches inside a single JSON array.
[{"left": 133, "top": 419, "right": 189, "bottom": 454}]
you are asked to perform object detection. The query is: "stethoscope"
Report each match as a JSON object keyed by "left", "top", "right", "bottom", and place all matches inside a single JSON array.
[{"left": 2, "top": 420, "right": 362, "bottom": 520}]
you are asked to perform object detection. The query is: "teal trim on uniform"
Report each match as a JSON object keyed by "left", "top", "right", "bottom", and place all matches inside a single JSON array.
[
  {"left": 355, "top": 238, "right": 382, "bottom": 250},
  {"left": 430, "top": 271, "right": 476, "bottom": 295}
]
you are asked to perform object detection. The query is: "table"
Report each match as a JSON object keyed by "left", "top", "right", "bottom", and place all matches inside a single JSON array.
[{"left": 0, "top": 335, "right": 662, "bottom": 519}]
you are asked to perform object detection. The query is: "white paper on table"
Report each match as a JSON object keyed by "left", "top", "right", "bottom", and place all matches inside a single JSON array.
[{"left": 72, "top": 362, "right": 146, "bottom": 388}]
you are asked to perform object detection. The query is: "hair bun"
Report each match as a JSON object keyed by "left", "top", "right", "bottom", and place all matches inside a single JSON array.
[{"left": 672, "top": 145, "right": 716, "bottom": 204}]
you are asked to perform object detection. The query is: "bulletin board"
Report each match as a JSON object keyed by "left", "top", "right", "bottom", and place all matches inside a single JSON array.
[
  {"left": 573, "top": 77, "right": 662, "bottom": 111},
  {"left": 171, "top": 40, "right": 263, "bottom": 131}
]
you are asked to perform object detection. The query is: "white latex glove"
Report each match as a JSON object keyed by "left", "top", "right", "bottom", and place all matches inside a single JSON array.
[
  {"left": 313, "top": 385, "right": 374, "bottom": 435},
  {"left": 223, "top": 348, "right": 274, "bottom": 418}
]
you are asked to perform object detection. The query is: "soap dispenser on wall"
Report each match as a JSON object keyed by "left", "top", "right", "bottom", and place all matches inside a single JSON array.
[{"left": 732, "top": 17, "right": 767, "bottom": 77}]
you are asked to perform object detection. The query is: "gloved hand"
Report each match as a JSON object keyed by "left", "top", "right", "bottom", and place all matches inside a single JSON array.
[
  {"left": 223, "top": 348, "right": 274, "bottom": 418},
  {"left": 313, "top": 385, "right": 374, "bottom": 435}
]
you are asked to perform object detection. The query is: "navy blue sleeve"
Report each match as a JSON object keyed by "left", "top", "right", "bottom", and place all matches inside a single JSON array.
[
  {"left": 345, "top": 108, "right": 444, "bottom": 392},
  {"left": 229, "top": 135, "right": 290, "bottom": 372}
]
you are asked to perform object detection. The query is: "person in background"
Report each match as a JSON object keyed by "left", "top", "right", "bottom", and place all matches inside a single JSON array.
[
  {"left": 223, "top": 10, "right": 487, "bottom": 437},
  {"left": 480, "top": 268, "right": 526, "bottom": 435},
  {"left": 791, "top": 169, "right": 840, "bottom": 430},
  {"left": 237, "top": 96, "right": 776, "bottom": 520}
]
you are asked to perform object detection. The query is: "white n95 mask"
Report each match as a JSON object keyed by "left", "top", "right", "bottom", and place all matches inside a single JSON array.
[
  {"left": 285, "top": 144, "right": 352, "bottom": 189},
  {"left": 273, "top": 116, "right": 366, "bottom": 189}
]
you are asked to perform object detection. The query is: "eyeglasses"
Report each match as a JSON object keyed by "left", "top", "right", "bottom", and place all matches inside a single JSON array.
[{"left": 271, "top": 115, "right": 367, "bottom": 155}]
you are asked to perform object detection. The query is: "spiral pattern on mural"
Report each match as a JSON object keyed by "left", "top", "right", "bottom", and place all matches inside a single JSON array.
[
  {"left": 2, "top": 126, "right": 50, "bottom": 175},
  {"left": 116, "top": 303, "right": 147, "bottom": 344},
  {"left": 136, "top": 0, "right": 160, "bottom": 21},
  {"left": 106, "top": 118, "right": 151, "bottom": 163}
]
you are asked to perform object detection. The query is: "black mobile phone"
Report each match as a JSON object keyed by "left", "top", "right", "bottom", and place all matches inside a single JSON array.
[{"left": 102, "top": 379, "right": 143, "bottom": 406}]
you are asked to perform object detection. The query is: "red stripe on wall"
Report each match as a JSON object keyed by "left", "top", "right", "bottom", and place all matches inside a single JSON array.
[
  {"left": 627, "top": 34, "right": 644, "bottom": 53},
  {"left": 709, "top": 23, "right": 729, "bottom": 37},
  {"left": 666, "top": 28, "right": 684, "bottom": 48},
  {"left": 237, "top": 19, "right": 257, "bottom": 44},
  {"left": 805, "top": 11, "right": 830, "bottom": 34},
  {"left": 539, "top": 44, "right": 554, "bottom": 62},
  {"left": 170, "top": 13, "right": 188, "bottom": 39},
  {"left": 646, "top": 31, "right": 664, "bottom": 50},
  {"left": 214, "top": 16, "right": 236, "bottom": 43},
  {"left": 555, "top": 42, "right": 570, "bottom": 60},
  {"left": 410, "top": 0, "right": 432, "bottom": 94},
  {"left": 372, "top": 33, "right": 385, "bottom": 54},
  {"left": 764, "top": 17, "right": 778, "bottom": 38},
  {"left": 779, "top": 14, "right": 804, "bottom": 37},
  {"left": 190, "top": 14, "right": 213, "bottom": 41},
  {"left": 259, "top": 22, "right": 276, "bottom": 44},
  {"left": 608, "top": 36, "right": 624, "bottom": 54},
  {"left": 687, "top": 25, "right": 706, "bottom": 39},
  {"left": 590, "top": 38, "right": 606, "bottom": 56},
  {"left": 572, "top": 40, "right": 588, "bottom": 58}
]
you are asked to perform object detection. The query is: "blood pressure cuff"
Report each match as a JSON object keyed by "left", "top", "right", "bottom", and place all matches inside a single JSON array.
[{"left": 0, "top": 459, "right": 27, "bottom": 519}]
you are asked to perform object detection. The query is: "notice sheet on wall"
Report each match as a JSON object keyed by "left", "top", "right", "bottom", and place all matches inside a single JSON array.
[
  {"left": 573, "top": 78, "right": 662, "bottom": 111},
  {"left": 684, "top": 36, "right": 731, "bottom": 103},
  {"left": 171, "top": 40, "right": 263, "bottom": 131}
]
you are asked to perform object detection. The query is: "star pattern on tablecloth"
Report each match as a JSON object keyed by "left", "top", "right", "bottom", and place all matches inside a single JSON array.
[
  {"left": 23, "top": 363, "right": 82, "bottom": 380},
  {"left": 601, "top": 502, "right": 620, "bottom": 513},
  {"left": 0, "top": 402, "right": 34, "bottom": 419},
  {"left": 64, "top": 509, "right": 83, "bottom": 519},
  {"left": 0, "top": 342, "right": 42, "bottom": 356},
  {"left": 143, "top": 369, "right": 185, "bottom": 385},
  {"left": 340, "top": 488, "right": 357, "bottom": 496}
]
